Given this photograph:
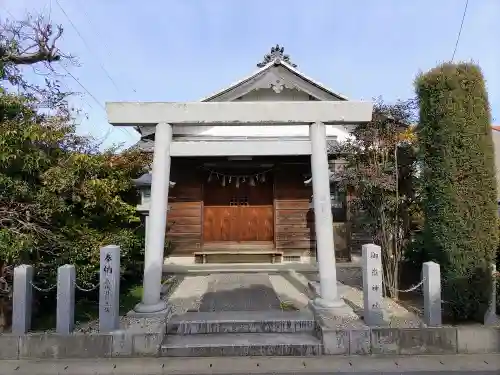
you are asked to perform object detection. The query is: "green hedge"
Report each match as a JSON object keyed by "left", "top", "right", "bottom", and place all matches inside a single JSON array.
[{"left": 415, "top": 63, "right": 497, "bottom": 321}]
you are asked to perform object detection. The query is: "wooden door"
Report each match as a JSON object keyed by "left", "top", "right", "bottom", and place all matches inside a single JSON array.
[{"left": 203, "top": 175, "right": 274, "bottom": 242}]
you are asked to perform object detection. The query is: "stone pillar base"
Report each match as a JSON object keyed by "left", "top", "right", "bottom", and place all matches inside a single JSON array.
[
  {"left": 307, "top": 281, "right": 359, "bottom": 323},
  {"left": 309, "top": 300, "right": 361, "bottom": 329},
  {"left": 313, "top": 296, "right": 346, "bottom": 309},
  {"left": 131, "top": 300, "right": 169, "bottom": 317},
  {"left": 311, "top": 298, "right": 356, "bottom": 318}
]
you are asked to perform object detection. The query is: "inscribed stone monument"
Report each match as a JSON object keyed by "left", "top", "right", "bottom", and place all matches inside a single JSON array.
[
  {"left": 362, "top": 244, "right": 384, "bottom": 326},
  {"left": 99, "top": 245, "right": 121, "bottom": 332}
]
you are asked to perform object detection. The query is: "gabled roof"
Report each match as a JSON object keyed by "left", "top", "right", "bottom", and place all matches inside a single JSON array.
[
  {"left": 201, "top": 44, "right": 348, "bottom": 102},
  {"left": 135, "top": 45, "right": 348, "bottom": 136}
]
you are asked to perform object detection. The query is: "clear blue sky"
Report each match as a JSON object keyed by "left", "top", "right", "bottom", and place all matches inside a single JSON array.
[{"left": 3, "top": 0, "right": 499, "bottom": 149}]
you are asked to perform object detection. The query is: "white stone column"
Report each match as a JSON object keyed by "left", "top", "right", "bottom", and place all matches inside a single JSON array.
[
  {"left": 309, "top": 122, "right": 344, "bottom": 308},
  {"left": 144, "top": 214, "right": 150, "bottom": 252},
  {"left": 134, "top": 123, "right": 172, "bottom": 313}
]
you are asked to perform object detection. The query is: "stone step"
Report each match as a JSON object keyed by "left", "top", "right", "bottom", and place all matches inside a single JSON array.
[
  {"left": 167, "top": 310, "right": 316, "bottom": 335},
  {"left": 160, "top": 332, "right": 322, "bottom": 357}
]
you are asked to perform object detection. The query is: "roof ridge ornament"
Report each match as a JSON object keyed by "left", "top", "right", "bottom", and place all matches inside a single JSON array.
[{"left": 257, "top": 44, "right": 297, "bottom": 68}]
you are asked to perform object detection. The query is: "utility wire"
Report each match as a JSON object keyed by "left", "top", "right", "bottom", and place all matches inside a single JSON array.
[
  {"left": 62, "top": 70, "right": 130, "bottom": 143},
  {"left": 3, "top": 7, "right": 132, "bottom": 144},
  {"left": 59, "top": 64, "right": 104, "bottom": 111},
  {"left": 53, "top": 0, "right": 121, "bottom": 93},
  {"left": 61, "top": 64, "right": 135, "bottom": 143},
  {"left": 73, "top": 0, "right": 137, "bottom": 94},
  {"left": 59, "top": 64, "right": 120, "bottom": 141},
  {"left": 451, "top": 0, "right": 469, "bottom": 61},
  {"left": 64, "top": 0, "right": 140, "bottom": 145},
  {"left": 53, "top": 0, "right": 137, "bottom": 143}
]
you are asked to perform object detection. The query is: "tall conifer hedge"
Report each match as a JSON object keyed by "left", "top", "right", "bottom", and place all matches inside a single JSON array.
[{"left": 415, "top": 63, "right": 497, "bottom": 321}]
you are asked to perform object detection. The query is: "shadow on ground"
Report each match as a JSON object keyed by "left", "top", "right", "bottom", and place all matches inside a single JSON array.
[{"left": 198, "top": 283, "right": 282, "bottom": 312}]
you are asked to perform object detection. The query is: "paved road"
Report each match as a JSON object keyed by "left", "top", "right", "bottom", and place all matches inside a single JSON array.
[
  {"left": 273, "top": 373, "right": 498, "bottom": 375},
  {"left": 231, "top": 373, "right": 500, "bottom": 375},
  {"left": 1, "top": 354, "right": 499, "bottom": 375},
  {"left": 3, "top": 371, "right": 497, "bottom": 375}
]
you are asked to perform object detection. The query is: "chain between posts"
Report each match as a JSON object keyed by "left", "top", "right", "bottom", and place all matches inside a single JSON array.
[
  {"left": 29, "top": 279, "right": 100, "bottom": 293},
  {"left": 29, "top": 281, "right": 57, "bottom": 293},
  {"left": 393, "top": 278, "right": 426, "bottom": 293},
  {"left": 74, "top": 281, "right": 100, "bottom": 292}
]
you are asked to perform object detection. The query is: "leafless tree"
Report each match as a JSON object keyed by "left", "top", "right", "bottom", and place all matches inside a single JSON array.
[{"left": 1, "top": 15, "right": 74, "bottom": 84}]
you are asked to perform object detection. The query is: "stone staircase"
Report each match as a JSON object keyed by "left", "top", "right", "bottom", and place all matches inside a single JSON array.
[{"left": 160, "top": 310, "right": 322, "bottom": 357}]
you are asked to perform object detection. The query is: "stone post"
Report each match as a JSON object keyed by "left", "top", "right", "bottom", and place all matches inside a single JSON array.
[
  {"left": 99, "top": 245, "right": 121, "bottom": 332},
  {"left": 12, "top": 265, "right": 34, "bottom": 334},
  {"left": 135, "top": 123, "right": 172, "bottom": 314},
  {"left": 484, "top": 263, "right": 497, "bottom": 325},
  {"left": 422, "top": 261, "right": 442, "bottom": 327},
  {"left": 362, "top": 244, "right": 384, "bottom": 326},
  {"left": 309, "top": 122, "right": 344, "bottom": 309},
  {"left": 56, "top": 264, "right": 76, "bottom": 335}
]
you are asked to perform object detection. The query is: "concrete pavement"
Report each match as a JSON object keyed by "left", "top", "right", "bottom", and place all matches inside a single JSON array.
[{"left": 1, "top": 354, "right": 499, "bottom": 374}]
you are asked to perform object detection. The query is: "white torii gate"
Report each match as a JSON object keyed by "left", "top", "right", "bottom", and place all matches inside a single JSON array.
[{"left": 106, "top": 100, "right": 373, "bottom": 315}]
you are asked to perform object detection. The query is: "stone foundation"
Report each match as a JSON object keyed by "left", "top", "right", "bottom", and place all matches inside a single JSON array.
[{"left": 2, "top": 326, "right": 499, "bottom": 359}]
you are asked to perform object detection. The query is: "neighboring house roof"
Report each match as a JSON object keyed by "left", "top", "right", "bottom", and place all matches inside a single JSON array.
[
  {"left": 132, "top": 173, "right": 176, "bottom": 188},
  {"left": 492, "top": 125, "right": 500, "bottom": 132}
]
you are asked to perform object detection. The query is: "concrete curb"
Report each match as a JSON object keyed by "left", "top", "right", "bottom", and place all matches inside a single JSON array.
[
  {"left": 1, "top": 325, "right": 499, "bottom": 359},
  {"left": 318, "top": 325, "right": 500, "bottom": 356},
  {"left": 0, "top": 332, "right": 163, "bottom": 359},
  {"left": 2, "top": 355, "right": 500, "bottom": 375}
]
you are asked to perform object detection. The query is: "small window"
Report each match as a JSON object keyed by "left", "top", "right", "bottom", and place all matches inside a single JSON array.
[{"left": 230, "top": 197, "right": 249, "bottom": 206}]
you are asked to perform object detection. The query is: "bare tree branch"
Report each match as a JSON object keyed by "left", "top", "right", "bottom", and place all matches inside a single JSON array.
[{"left": 0, "top": 16, "right": 68, "bottom": 66}]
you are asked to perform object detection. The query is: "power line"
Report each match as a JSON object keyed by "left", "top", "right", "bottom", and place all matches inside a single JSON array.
[
  {"left": 48, "top": 66, "right": 133, "bottom": 144},
  {"left": 61, "top": 65, "right": 137, "bottom": 142},
  {"left": 59, "top": 64, "right": 104, "bottom": 110},
  {"left": 451, "top": 0, "right": 469, "bottom": 61},
  {"left": 54, "top": 0, "right": 122, "bottom": 93},
  {"left": 59, "top": 64, "right": 124, "bottom": 141},
  {"left": 3, "top": 7, "right": 136, "bottom": 144},
  {"left": 52, "top": 0, "right": 138, "bottom": 144},
  {"left": 73, "top": 0, "right": 137, "bottom": 94}
]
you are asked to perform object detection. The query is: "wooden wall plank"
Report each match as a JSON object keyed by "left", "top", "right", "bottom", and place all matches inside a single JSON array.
[
  {"left": 275, "top": 200, "right": 311, "bottom": 210},
  {"left": 167, "top": 216, "right": 201, "bottom": 226},
  {"left": 168, "top": 207, "right": 201, "bottom": 218},
  {"left": 274, "top": 165, "right": 314, "bottom": 254},
  {"left": 168, "top": 224, "right": 202, "bottom": 234},
  {"left": 167, "top": 160, "right": 202, "bottom": 256}
]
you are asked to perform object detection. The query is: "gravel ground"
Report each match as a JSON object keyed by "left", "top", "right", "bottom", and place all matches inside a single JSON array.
[
  {"left": 167, "top": 275, "right": 209, "bottom": 316},
  {"left": 269, "top": 274, "right": 309, "bottom": 311},
  {"left": 74, "top": 276, "right": 180, "bottom": 334}
]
